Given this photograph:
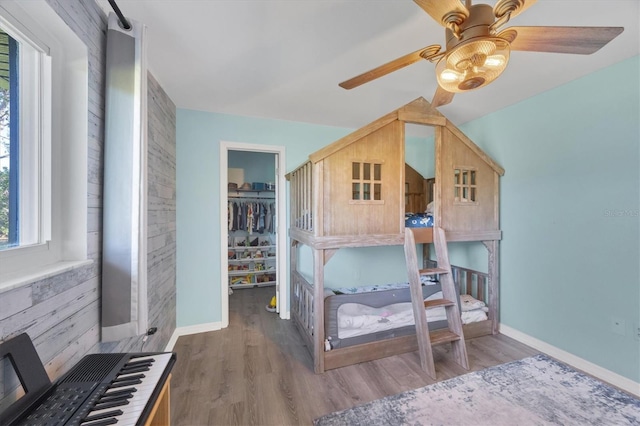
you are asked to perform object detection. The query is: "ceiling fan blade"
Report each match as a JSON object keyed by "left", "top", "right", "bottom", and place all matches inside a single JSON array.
[
  {"left": 339, "top": 45, "right": 441, "bottom": 90},
  {"left": 432, "top": 85, "right": 454, "bottom": 108},
  {"left": 494, "top": 0, "right": 537, "bottom": 20},
  {"left": 413, "top": 0, "right": 468, "bottom": 28},
  {"left": 504, "top": 26, "right": 624, "bottom": 55}
]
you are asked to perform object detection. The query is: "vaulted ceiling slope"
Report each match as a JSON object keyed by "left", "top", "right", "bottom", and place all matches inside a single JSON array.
[{"left": 97, "top": 1, "right": 639, "bottom": 135}]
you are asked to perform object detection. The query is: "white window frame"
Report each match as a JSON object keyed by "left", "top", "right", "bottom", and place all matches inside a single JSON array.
[
  {"left": 0, "top": 9, "right": 51, "bottom": 250},
  {"left": 0, "top": 1, "right": 90, "bottom": 291}
]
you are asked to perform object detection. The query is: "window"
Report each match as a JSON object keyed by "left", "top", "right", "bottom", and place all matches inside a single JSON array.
[
  {"left": 351, "top": 161, "right": 383, "bottom": 203},
  {"left": 0, "top": 1, "right": 88, "bottom": 288},
  {"left": 454, "top": 167, "right": 477, "bottom": 203},
  {"left": 0, "top": 25, "right": 50, "bottom": 251}
]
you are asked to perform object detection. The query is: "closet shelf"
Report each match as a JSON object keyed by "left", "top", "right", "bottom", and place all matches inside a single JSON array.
[
  {"left": 228, "top": 244, "right": 276, "bottom": 251},
  {"left": 229, "top": 256, "right": 276, "bottom": 263},
  {"left": 231, "top": 281, "right": 276, "bottom": 289},
  {"left": 228, "top": 190, "right": 275, "bottom": 199},
  {"left": 228, "top": 269, "right": 276, "bottom": 277}
]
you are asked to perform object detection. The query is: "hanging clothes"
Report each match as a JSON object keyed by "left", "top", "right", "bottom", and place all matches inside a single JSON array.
[
  {"left": 247, "top": 203, "right": 254, "bottom": 235},
  {"left": 227, "top": 199, "right": 276, "bottom": 234},
  {"left": 265, "top": 202, "right": 273, "bottom": 234}
]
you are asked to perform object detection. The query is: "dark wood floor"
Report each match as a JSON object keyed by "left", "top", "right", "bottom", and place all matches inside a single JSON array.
[{"left": 170, "top": 286, "right": 539, "bottom": 426}]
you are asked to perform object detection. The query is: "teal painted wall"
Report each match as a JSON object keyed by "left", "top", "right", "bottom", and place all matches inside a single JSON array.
[
  {"left": 460, "top": 56, "right": 640, "bottom": 382},
  {"left": 176, "top": 110, "right": 429, "bottom": 327},
  {"left": 228, "top": 150, "right": 275, "bottom": 184}
]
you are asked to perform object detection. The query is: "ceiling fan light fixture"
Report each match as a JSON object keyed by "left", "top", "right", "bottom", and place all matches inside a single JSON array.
[
  {"left": 436, "top": 37, "right": 510, "bottom": 93},
  {"left": 440, "top": 69, "right": 462, "bottom": 82},
  {"left": 485, "top": 54, "right": 507, "bottom": 67}
]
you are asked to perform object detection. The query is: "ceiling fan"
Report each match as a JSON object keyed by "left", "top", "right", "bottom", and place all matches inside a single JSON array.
[{"left": 338, "top": 0, "right": 624, "bottom": 107}]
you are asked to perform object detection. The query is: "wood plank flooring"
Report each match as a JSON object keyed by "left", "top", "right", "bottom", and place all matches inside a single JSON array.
[{"left": 170, "top": 286, "right": 538, "bottom": 426}]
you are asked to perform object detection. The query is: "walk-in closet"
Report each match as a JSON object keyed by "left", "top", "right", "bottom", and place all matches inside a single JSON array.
[{"left": 227, "top": 150, "right": 278, "bottom": 311}]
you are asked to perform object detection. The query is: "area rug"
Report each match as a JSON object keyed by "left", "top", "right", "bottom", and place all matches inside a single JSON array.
[{"left": 313, "top": 354, "right": 640, "bottom": 426}]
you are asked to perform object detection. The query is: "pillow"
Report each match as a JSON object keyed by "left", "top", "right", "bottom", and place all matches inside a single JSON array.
[{"left": 425, "top": 201, "right": 434, "bottom": 214}]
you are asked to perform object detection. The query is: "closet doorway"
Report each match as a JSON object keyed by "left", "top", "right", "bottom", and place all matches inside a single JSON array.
[{"left": 219, "top": 141, "right": 288, "bottom": 328}]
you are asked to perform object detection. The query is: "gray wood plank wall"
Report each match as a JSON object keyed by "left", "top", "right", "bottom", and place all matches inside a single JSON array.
[{"left": 0, "top": 0, "right": 176, "bottom": 381}]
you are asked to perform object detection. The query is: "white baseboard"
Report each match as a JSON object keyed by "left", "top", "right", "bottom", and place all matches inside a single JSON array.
[
  {"left": 164, "top": 321, "right": 223, "bottom": 351},
  {"left": 500, "top": 324, "right": 640, "bottom": 396}
]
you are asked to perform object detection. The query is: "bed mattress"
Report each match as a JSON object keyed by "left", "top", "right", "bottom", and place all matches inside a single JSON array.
[{"left": 324, "top": 280, "right": 450, "bottom": 350}]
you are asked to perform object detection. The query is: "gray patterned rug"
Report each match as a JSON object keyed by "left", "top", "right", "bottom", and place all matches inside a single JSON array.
[{"left": 313, "top": 354, "right": 640, "bottom": 426}]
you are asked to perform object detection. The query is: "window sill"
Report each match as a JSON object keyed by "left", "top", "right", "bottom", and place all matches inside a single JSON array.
[{"left": 0, "top": 259, "right": 93, "bottom": 294}]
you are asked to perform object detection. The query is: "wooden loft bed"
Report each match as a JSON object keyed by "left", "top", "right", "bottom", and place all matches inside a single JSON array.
[{"left": 287, "top": 97, "right": 505, "bottom": 373}]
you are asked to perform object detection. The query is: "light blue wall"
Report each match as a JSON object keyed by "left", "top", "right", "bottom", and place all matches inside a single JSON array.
[
  {"left": 176, "top": 110, "right": 429, "bottom": 326},
  {"left": 228, "top": 150, "right": 275, "bottom": 184},
  {"left": 406, "top": 135, "right": 435, "bottom": 179},
  {"left": 177, "top": 112, "right": 347, "bottom": 327},
  {"left": 460, "top": 55, "right": 640, "bottom": 382}
]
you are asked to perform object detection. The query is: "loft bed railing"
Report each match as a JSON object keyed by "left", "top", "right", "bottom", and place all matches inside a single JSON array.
[{"left": 289, "top": 161, "right": 313, "bottom": 233}]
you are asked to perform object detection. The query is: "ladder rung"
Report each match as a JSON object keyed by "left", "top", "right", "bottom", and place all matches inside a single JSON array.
[
  {"left": 424, "top": 298, "right": 455, "bottom": 309},
  {"left": 419, "top": 267, "right": 449, "bottom": 276},
  {"left": 429, "top": 329, "right": 461, "bottom": 345}
]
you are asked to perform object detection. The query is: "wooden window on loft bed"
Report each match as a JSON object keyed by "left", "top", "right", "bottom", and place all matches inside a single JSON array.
[
  {"left": 351, "top": 161, "right": 384, "bottom": 204},
  {"left": 454, "top": 167, "right": 478, "bottom": 204}
]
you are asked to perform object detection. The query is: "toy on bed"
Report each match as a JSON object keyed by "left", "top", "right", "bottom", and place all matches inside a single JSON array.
[{"left": 405, "top": 213, "right": 434, "bottom": 228}]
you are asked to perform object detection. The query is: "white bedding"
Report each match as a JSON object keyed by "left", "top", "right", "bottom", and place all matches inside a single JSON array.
[{"left": 337, "top": 291, "right": 488, "bottom": 339}]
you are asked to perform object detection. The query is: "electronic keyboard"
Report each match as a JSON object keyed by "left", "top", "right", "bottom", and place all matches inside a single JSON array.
[{"left": 0, "top": 333, "right": 176, "bottom": 426}]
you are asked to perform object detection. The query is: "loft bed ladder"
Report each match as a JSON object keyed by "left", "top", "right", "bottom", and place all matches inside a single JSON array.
[{"left": 404, "top": 226, "right": 469, "bottom": 379}]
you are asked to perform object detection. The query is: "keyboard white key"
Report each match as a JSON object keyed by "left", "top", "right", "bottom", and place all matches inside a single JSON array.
[{"left": 81, "top": 353, "right": 173, "bottom": 425}]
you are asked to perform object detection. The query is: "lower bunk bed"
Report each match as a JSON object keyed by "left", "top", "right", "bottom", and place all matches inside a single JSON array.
[{"left": 291, "top": 260, "right": 494, "bottom": 372}]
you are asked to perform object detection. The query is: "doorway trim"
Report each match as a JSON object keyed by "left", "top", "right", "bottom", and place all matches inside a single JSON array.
[{"left": 219, "top": 141, "right": 289, "bottom": 328}]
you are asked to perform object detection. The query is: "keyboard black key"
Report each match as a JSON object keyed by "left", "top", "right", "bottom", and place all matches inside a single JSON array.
[{"left": 82, "top": 409, "right": 124, "bottom": 423}]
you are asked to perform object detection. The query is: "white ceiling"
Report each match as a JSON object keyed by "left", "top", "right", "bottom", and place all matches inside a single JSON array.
[{"left": 97, "top": 0, "right": 639, "bottom": 136}]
